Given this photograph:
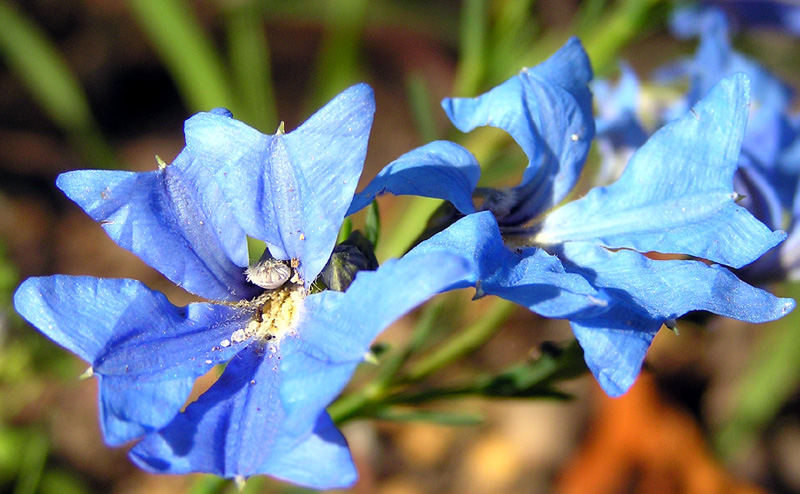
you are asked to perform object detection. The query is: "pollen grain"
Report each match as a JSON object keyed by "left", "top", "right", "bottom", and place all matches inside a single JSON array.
[{"left": 238, "top": 285, "right": 305, "bottom": 343}]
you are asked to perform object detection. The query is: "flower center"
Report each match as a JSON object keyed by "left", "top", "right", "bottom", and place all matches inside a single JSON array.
[{"left": 231, "top": 285, "right": 305, "bottom": 344}]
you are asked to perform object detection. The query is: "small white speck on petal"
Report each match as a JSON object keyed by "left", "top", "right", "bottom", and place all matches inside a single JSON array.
[{"left": 231, "top": 329, "right": 247, "bottom": 344}]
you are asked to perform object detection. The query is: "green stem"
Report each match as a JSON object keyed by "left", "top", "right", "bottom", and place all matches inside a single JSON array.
[
  {"left": 329, "top": 298, "right": 447, "bottom": 424},
  {"left": 328, "top": 380, "right": 383, "bottom": 424},
  {"left": 376, "top": 197, "right": 443, "bottom": 260},
  {"left": 403, "top": 298, "right": 516, "bottom": 383}
]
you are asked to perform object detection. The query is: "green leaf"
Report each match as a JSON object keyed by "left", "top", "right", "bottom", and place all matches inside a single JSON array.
[
  {"left": 714, "top": 283, "right": 800, "bottom": 460},
  {"left": 13, "top": 429, "right": 48, "bottom": 494},
  {"left": 479, "top": 340, "right": 587, "bottom": 398},
  {"left": 224, "top": 0, "right": 277, "bottom": 131},
  {"left": 188, "top": 475, "right": 229, "bottom": 494},
  {"left": 246, "top": 237, "right": 267, "bottom": 265},
  {"left": 38, "top": 469, "right": 90, "bottom": 494},
  {"left": 0, "top": 2, "right": 117, "bottom": 167},
  {"left": 453, "top": 0, "right": 488, "bottom": 96},
  {"left": 405, "top": 73, "right": 439, "bottom": 143},
  {"left": 308, "top": 0, "right": 369, "bottom": 111},
  {"left": 125, "top": 0, "right": 239, "bottom": 114}
]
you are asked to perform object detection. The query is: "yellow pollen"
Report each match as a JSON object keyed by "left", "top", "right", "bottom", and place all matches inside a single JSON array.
[{"left": 235, "top": 285, "right": 305, "bottom": 343}]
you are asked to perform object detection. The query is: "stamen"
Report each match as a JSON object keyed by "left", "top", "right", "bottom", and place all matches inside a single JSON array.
[{"left": 239, "top": 285, "right": 305, "bottom": 343}]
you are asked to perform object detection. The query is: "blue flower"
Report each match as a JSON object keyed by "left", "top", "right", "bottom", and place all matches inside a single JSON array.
[
  {"left": 349, "top": 38, "right": 794, "bottom": 396},
  {"left": 592, "top": 62, "right": 648, "bottom": 185},
  {"left": 14, "top": 84, "right": 472, "bottom": 488},
  {"left": 657, "top": 6, "right": 800, "bottom": 284},
  {"left": 657, "top": 6, "right": 793, "bottom": 117},
  {"left": 671, "top": 1, "right": 800, "bottom": 38}
]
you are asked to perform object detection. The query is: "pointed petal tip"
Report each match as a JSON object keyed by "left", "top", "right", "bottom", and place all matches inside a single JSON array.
[
  {"left": 727, "top": 71, "right": 751, "bottom": 95},
  {"left": 597, "top": 373, "right": 634, "bottom": 398},
  {"left": 776, "top": 297, "right": 795, "bottom": 318},
  {"left": 338, "top": 82, "right": 376, "bottom": 115},
  {"left": 563, "top": 36, "right": 592, "bottom": 74},
  {"left": 346, "top": 81, "right": 374, "bottom": 99}
]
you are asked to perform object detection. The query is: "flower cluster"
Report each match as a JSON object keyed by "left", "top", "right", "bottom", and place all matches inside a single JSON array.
[
  {"left": 13, "top": 85, "right": 473, "bottom": 488},
  {"left": 348, "top": 38, "right": 794, "bottom": 396},
  {"left": 12, "top": 31, "right": 796, "bottom": 490},
  {"left": 598, "top": 4, "right": 800, "bottom": 285}
]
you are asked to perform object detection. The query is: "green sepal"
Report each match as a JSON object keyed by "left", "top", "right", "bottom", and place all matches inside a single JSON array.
[
  {"left": 340, "top": 230, "right": 379, "bottom": 269},
  {"left": 318, "top": 230, "right": 379, "bottom": 292}
]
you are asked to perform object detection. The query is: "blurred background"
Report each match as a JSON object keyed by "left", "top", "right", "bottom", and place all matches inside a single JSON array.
[{"left": 1, "top": 0, "right": 799, "bottom": 493}]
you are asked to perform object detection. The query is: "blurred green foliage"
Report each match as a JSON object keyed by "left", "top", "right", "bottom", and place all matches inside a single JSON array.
[{"left": 1, "top": 0, "right": 798, "bottom": 492}]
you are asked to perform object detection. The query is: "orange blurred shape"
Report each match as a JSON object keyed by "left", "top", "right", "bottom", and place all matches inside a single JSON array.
[{"left": 556, "top": 372, "right": 763, "bottom": 494}]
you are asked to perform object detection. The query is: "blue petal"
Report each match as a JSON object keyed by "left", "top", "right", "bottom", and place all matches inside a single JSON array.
[
  {"left": 185, "top": 85, "right": 375, "bottom": 286},
  {"left": 570, "top": 316, "right": 659, "bottom": 397},
  {"left": 593, "top": 62, "right": 642, "bottom": 126},
  {"left": 741, "top": 109, "right": 800, "bottom": 209},
  {"left": 346, "top": 141, "right": 480, "bottom": 216},
  {"left": 742, "top": 109, "right": 796, "bottom": 174},
  {"left": 674, "top": 2, "right": 800, "bottom": 39},
  {"left": 735, "top": 165, "right": 783, "bottom": 232},
  {"left": 406, "top": 211, "right": 498, "bottom": 285},
  {"left": 13, "top": 276, "right": 250, "bottom": 445},
  {"left": 129, "top": 345, "right": 286, "bottom": 477},
  {"left": 780, "top": 225, "right": 800, "bottom": 280},
  {"left": 558, "top": 242, "right": 795, "bottom": 324},
  {"left": 278, "top": 251, "right": 473, "bottom": 431},
  {"left": 262, "top": 413, "right": 356, "bottom": 489},
  {"left": 275, "top": 335, "right": 364, "bottom": 436},
  {"left": 408, "top": 212, "right": 610, "bottom": 318},
  {"left": 537, "top": 74, "right": 785, "bottom": 268},
  {"left": 669, "top": 3, "right": 709, "bottom": 39},
  {"left": 558, "top": 242, "right": 794, "bottom": 396},
  {"left": 593, "top": 64, "right": 649, "bottom": 185},
  {"left": 721, "top": 0, "right": 800, "bottom": 36},
  {"left": 56, "top": 150, "right": 256, "bottom": 302},
  {"left": 299, "top": 251, "right": 472, "bottom": 363},
  {"left": 129, "top": 344, "right": 357, "bottom": 488},
  {"left": 442, "top": 38, "right": 594, "bottom": 223},
  {"left": 664, "top": 7, "right": 792, "bottom": 111},
  {"left": 130, "top": 251, "right": 470, "bottom": 483},
  {"left": 482, "top": 247, "right": 610, "bottom": 320}
]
